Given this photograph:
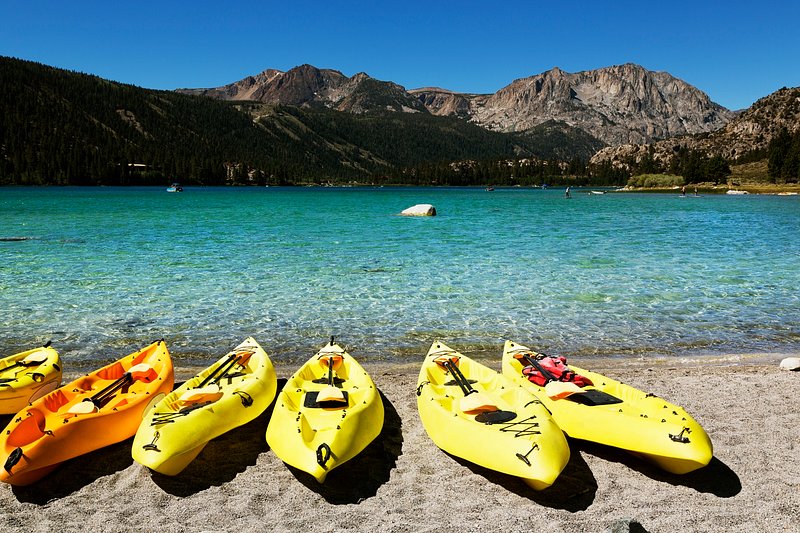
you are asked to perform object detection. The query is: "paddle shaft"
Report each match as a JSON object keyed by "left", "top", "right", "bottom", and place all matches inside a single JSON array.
[
  {"left": 327, "top": 357, "right": 335, "bottom": 386},
  {"left": 90, "top": 363, "right": 155, "bottom": 406},
  {"left": 441, "top": 359, "right": 476, "bottom": 397},
  {"left": 520, "top": 353, "right": 558, "bottom": 383},
  {"left": 198, "top": 352, "right": 240, "bottom": 388},
  {"left": 90, "top": 373, "right": 133, "bottom": 406},
  {"left": 1, "top": 343, "right": 53, "bottom": 376},
  {"left": 0, "top": 361, "right": 26, "bottom": 375},
  {"left": 0, "top": 358, "right": 44, "bottom": 376}
]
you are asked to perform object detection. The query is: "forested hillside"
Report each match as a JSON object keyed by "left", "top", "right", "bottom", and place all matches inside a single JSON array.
[{"left": 0, "top": 57, "right": 604, "bottom": 186}]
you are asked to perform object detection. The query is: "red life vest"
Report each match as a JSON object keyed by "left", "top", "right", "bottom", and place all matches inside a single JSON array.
[{"left": 521, "top": 355, "right": 593, "bottom": 387}]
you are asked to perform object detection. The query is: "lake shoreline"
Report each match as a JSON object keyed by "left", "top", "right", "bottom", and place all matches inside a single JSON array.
[{"left": 1, "top": 359, "right": 797, "bottom": 532}]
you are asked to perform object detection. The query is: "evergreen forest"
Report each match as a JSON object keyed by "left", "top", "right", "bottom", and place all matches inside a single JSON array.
[{"left": 0, "top": 56, "right": 740, "bottom": 187}]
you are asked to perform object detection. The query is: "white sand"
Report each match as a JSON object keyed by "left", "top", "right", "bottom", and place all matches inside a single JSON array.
[{"left": 1, "top": 358, "right": 798, "bottom": 532}]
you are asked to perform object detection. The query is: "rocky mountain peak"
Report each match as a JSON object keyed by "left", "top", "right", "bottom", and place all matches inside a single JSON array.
[
  {"left": 179, "top": 64, "right": 423, "bottom": 113},
  {"left": 467, "top": 64, "right": 733, "bottom": 145}
]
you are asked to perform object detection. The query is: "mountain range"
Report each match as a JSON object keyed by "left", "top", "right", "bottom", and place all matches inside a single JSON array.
[
  {"left": 2, "top": 55, "right": 797, "bottom": 186},
  {"left": 181, "top": 63, "right": 735, "bottom": 146}
]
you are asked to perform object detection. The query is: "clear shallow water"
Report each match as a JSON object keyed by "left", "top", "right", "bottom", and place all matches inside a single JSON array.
[{"left": 1, "top": 186, "right": 798, "bottom": 366}]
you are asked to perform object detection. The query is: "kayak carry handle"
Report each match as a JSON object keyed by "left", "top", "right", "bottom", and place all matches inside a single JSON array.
[
  {"left": 4, "top": 447, "right": 23, "bottom": 474},
  {"left": 316, "top": 443, "right": 332, "bottom": 469}
]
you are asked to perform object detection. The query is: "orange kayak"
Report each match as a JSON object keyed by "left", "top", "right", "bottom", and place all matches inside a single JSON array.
[{"left": 0, "top": 340, "right": 174, "bottom": 486}]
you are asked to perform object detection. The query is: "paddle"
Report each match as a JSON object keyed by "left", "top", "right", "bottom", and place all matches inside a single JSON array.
[
  {"left": 66, "top": 363, "right": 156, "bottom": 415},
  {"left": 166, "top": 348, "right": 254, "bottom": 411},
  {"left": 89, "top": 363, "right": 156, "bottom": 407},
  {"left": 317, "top": 337, "right": 346, "bottom": 403},
  {"left": 436, "top": 356, "right": 498, "bottom": 414},
  {"left": 198, "top": 351, "right": 240, "bottom": 388},
  {"left": 0, "top": 349, "right": 50, "bottom": 377},
  {"left": 514, "top": 351, "right": 584, "bottom": 400}
]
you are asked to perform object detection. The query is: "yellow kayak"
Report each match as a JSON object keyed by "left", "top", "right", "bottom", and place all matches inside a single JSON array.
[
  {"left": 132, "top": 337, "right": 277, "bottom": 475},
  {"left": 502, "top": 340, "right": 713, "bottom": 474},
  {"left": 266, "top": 339, "right": 384, "bottom": 483},
  {"left": 0, "top": 343, "right": 63, "bottom": 415},
  {"left": 416, "top": 341, "right": 570, "bottom": 490},
  {"left": 0, "top": 340, "right": 173, "bottom": 486}
]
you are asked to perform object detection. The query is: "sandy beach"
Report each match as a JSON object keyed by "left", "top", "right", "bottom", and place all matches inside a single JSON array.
[{"left": 1, "top": 356, "right": 798, "bottom": 533}]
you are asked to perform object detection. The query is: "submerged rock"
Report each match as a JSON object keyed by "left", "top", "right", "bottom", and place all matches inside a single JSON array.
[
  {"left": 779, "top": 357, "right": 800, "bottom": 371},
  {"left": 400, "top": 204, "right": 436, "bottom": 217}
]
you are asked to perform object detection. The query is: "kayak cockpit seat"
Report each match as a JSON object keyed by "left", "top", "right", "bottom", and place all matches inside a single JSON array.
[
  {"left": 567, "top": 389, "right": 623, "bottom": 406},
  {"left": 304, "top": 390, "right": 349, "bottom": 409}
]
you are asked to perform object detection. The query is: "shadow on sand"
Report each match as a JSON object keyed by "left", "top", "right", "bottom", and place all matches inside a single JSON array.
[
  {"left": 451, "top": 439, "right": 598, "bottom": 512},
  {"left": 150, "top": 380, "right": 284, "bottom": 497},
  {"left": 285, "top": 389, "right": 403, "bottom": 504},
  {"left": 11, "top": 437, "right": 136, "bottom": 503},
  {"left": 575, "top": 440, "right": 741, "bottom": 497},
  {"left": 150, "top": 402, "right": 276, "bottom": 496}
]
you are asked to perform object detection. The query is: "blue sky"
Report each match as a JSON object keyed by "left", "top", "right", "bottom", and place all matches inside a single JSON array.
[{"left": 2, "top": 1, "right": 798, "bottom": 110}]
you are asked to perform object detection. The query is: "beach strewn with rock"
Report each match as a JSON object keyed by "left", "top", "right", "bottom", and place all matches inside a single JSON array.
[{"left": 1, "top": 358, "right": 797, "bottom": 533}]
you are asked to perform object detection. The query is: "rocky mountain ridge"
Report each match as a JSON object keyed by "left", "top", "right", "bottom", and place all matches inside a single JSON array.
[
  {"left": 184, "top": 63, "right": 734, "bottom": 147},
  {"left": 179, "top": 64, "right": 426, "bottom": 114},
  {"left": 590, "top": 86, "right": 800, "bottom": 168}
]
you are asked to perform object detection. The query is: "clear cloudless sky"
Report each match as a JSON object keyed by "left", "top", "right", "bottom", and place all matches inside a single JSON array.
[{"left": 2, "top": 0, "right": 798, "bottom": 110}]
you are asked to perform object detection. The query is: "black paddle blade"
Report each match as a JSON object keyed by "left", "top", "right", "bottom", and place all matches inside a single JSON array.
[
  {"left": 475, "top": 410, "right": 517, "bottom": 424},
  {"left": 304, "top": 390, "right": 350, "bottom": 409}
]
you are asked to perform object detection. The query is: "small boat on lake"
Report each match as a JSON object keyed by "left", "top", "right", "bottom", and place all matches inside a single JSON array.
[{"left": 166, "top": 183, "right": 183, "bottom": 193}]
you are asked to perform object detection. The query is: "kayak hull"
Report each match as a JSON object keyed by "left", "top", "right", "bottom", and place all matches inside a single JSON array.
[
  {"left": 0, "top": 345, "right": 63, "bottom": 415},
  {"left": 0, "top": 341, "right": 174, "bottom": 486},
  {"left": 417, "top": 341, "right": 569, "bottom": 490},
  {"left": 266, "top": 341, "right": 384, "bottom": 483},
  {"left": 132, "top": 337, "right": 277, "bottom": 475},
  {"left": 502, "top": 340, "right": 713, "bottom": 474}
]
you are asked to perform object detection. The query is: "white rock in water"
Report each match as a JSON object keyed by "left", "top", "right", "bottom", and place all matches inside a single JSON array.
[
  {"left": 400, "top": 204, "right": 436, "bottom": 216},
  {"left": 779, "top": 357, "right": 800, "bottom": 371}
]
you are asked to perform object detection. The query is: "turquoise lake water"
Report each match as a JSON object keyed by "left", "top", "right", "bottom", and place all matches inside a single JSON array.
[{"left": 1, "top": 186, "right": 798, "bottom": 367}]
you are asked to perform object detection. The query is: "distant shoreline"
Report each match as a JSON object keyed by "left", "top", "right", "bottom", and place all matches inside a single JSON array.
[
  {"left": 618, "top": 184, "right": 800, "bottom": 195},
  {"left": 3, "top": 183, "right": 800, "bottom": 194}
]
